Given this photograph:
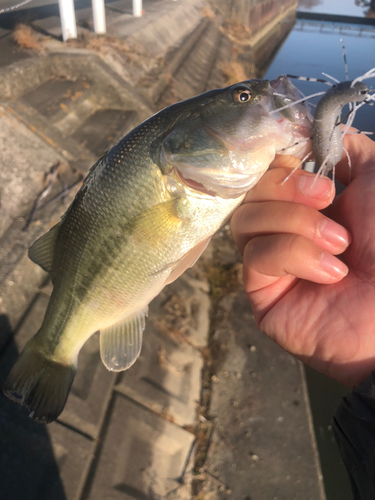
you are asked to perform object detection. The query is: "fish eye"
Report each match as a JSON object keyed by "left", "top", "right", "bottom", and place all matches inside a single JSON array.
[{"left": 232, "top": 89, "right": 252, "bottom": 103}]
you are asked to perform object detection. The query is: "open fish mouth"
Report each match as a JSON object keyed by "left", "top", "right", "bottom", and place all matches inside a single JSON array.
[
  {"left": 268, "top": 75, "right": 313, "bottom": 129},
  {"left": 173, "top": 153, "right": 273, "bottom": 199},
  {"left": 161, "top": 76, "right": 314, "bottom": 199},
  {"left": 175, "top": 169, "right": 217, "bottom": 197}
]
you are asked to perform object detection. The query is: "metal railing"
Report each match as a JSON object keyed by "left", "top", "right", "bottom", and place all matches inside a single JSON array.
[
  {"left": 0, "top": 0, "right": 144, "bottom": 41},
  {"left": 58, "top": 0, "right": 143, "bottom": 41},
  {"left": 294, "top": 18, "right": 375, "bottom": 39}
]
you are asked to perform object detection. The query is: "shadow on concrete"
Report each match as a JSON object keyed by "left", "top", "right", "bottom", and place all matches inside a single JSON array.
[
  {"left": 0, "top": 314, "right": 67, "bottom": 500},
  {"left": 304, "top": 365, "right": 352, "bottom": 500}
]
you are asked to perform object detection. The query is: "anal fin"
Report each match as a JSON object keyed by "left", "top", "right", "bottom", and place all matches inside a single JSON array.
[{"left": 100, "top": 307, "right": 148, "bottom": 372}]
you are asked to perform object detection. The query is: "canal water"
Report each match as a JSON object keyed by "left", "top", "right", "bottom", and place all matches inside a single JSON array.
[{"left": 260, "top": 1, "right": 375, "bottom": 499}]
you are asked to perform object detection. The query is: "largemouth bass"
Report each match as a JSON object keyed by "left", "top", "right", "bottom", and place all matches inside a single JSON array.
[{"left": 4, "top": 77, "right": 312, "bottom": 423}]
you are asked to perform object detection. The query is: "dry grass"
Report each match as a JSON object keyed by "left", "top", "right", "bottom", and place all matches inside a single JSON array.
[
  {"left": 191, "top": 418, "right": 214, "bottom": 485},
  {"left": 201, "top": 6, "right": 216, "bottom": 20},
  {"left": 68, "top": 31, "right": 158, "bottom": 67},
  {"left": 219, "top": 60, "right": 248, "bottom": 85},
  {"left": 67, "top": 30, "right": 165, "bottom": 86},
  {"left": 157, "top": 345, "right": 168, "bottom": 368},
  {"left": 222, "top": 20, "right": 251, "bottom": 42},
  {"left": 70, "top": 32, "right": 136, "bottom": 59},
  {"left": 13, "top": 24, "right": 45, "bottom": 51},
  {"left": 159, "top": 407, "right": 176, "bottom": 424},
  {"left": 151, "top": 293, "right": 192, "bottom": 340},
  {"left": 204, "top": 261, "right": 243, "bottom": 298}
]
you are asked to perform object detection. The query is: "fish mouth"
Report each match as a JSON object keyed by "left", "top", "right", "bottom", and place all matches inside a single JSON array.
[
  {"left": 269, "top": 75, "right": 300, "bottom": 98},
  {"left": 174, "top": 160, "right": 269, "bottom": 199},
  {"left": 270, "top": 75, "right": 291, "bottom": 90},
  {"left": 175, "top": 169, "right": 217, "bottom": 197},
  {"left": 162, "top": 76, "right": 313, "bottom": 198}
]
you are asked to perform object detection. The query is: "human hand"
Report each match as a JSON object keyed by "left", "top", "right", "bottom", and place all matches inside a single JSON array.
[{"left": 230, "top": 133, "right": 375, "bottom": 387}]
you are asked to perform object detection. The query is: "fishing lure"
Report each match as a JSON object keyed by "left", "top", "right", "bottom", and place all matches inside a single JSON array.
[
  {"left": 311, "top": 80, "right": 369, "bottom": 177},
  {"left": 272, "top": 65, "right": 375, "bottom": 184},
  {"left": 271, "top": 38, "right": 375, "bottom": 183}
]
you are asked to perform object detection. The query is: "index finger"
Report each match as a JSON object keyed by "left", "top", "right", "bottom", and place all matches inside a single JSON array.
[
  {"left": 270, "top": 131, "right": 375, "bottom": 186},
  {"left": 268, "top": 154, "right": 308, "bottom": 171},
  {"left": 242, "top": 166, "right": 334, "bottom": 210}
]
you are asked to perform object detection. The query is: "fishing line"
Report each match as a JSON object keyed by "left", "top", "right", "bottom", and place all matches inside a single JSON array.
[
  {"left": 321, "top": 72, "right": 339, "bottom": 84},
  {"left": 351, "top": 67, "right": 375, "bottom": 87},
  {"left": 286, "top": 74, "right": 332, "bottom": 86},
  {"left": 340, "top": 38, "right": 349, "bottom": 82},
  {"left": 280, "top": 137, "right": 312, "bottom": 153},
  {"left": 281, "top": 150, "right": 314, "bottom": 185},
  {"left": 341, "top": 93, "right": 375, "bottom": 140},
  {"left": 343, "top": 147, "right": 352, "bottom": 184},
  {"left": 269, "top": 91, "right": 326, "bottom": 114}
]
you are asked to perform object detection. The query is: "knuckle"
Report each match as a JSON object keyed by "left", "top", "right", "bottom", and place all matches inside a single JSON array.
[
  {"left": 230, "top": 204, "right": 250, "bottom": 246},
  {"left": 267, "top": 167, "right": 289, "bottom": 186},
  {"left": 231, "top": 204, "right": 248, "bottom": 232},
  {"left": 243, "top": 235, "right": 260, "bottom": 264},
  {"left": 285, "top": 233, "right": 302, "bottom": 256},
  {"left": 288, "top": 203, "right": 318, "bottom": 236},
  {"left": 267, "top": 167, "right": 303, "bottom": 202}
]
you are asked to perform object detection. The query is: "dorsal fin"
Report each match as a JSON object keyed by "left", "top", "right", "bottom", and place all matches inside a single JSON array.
[
  {"left": 28, "top": 223, "right": 61, "bottom": 274},
  {"left": 100, "top": 307, "right": 148, "bottom": 372}
]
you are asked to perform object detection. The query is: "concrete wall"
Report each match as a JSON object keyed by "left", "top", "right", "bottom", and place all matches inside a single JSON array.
[
  {"left": 212, "top": 0, "right": 298, "bottom": 35},
  {"left": 246, "top": 0, "right": 297, "bottom": 35}
]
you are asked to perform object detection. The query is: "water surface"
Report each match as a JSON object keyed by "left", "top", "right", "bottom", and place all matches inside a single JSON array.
[{"left": 264, "top": 23, "right": 375, "bottom": 133}]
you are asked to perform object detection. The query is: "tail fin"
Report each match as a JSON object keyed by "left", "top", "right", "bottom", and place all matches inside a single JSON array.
[{"left": 3, "top": 339, "right": 76, "bottom": 423}]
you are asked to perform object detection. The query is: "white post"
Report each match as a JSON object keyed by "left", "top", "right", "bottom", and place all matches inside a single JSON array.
[
  {"left": 92, "top": 0, "right": 106, "bottom": 34},
  {"left": 133, "top": 0, "right": 142, "bottom": 17},
  {"left": 58, "top": 0, "right": 77, "bottom": 41}
]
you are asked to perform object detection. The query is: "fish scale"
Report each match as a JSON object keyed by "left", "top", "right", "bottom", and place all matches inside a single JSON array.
[{"left": 4, "top": 77, "right": 313, "bottom": 423}]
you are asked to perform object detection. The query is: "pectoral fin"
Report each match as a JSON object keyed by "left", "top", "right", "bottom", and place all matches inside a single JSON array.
[
  {"left": 100, "top": 307, "right": 148, "bottom": 372},
  {"left": 165, "top": 237, "right": 211, "bottom": 285}
]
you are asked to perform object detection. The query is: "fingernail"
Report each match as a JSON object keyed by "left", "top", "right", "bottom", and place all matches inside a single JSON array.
[
  {"left": 320, "top": 252, "right": 348, "bottom": 278},
  {"left": 320, "top": 219, "right": 351, "bottom": 249},
  {"left": 299, "top": 174, "right": 332, "bottom": 199}
]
